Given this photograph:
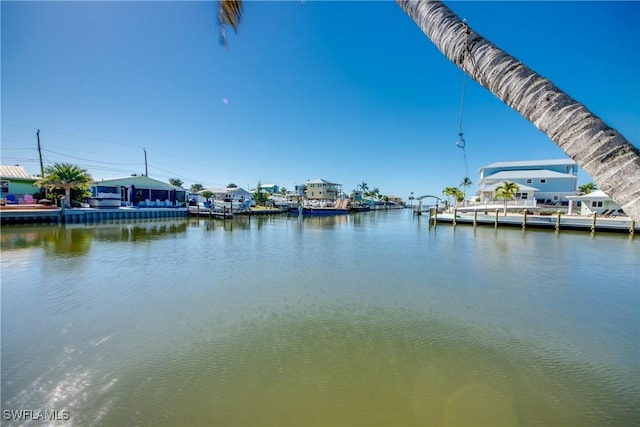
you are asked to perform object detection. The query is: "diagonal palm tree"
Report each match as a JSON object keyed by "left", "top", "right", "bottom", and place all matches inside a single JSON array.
[
  {"left": 494, "top": 181, "right": 520, "bottom": 216},
  {"left": 217, "top": 0, "right": 640, "bottom": 222},
  {"left": 395, "top": 0, "right": 639, "bottom": 221},
  {"left": 37, "top": 162, "right": 93, "bottom": 208}
]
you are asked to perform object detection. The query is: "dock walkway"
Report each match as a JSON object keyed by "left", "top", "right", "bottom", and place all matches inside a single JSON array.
[{"left": 430, "top": 210, "right": 637, "bottom": 234}]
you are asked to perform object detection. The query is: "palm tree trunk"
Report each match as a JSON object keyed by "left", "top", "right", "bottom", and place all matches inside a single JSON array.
[
  {"left": 64, "top": 186, "right": 72, "bottom": 208},
  {"left": 396, "top": 0, "right": 640, "bottom": 222}
]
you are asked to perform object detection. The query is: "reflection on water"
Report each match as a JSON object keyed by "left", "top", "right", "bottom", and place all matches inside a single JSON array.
[
  {"left": 97, "top": 306, "right": 635, "bottom": 426},
  {"left": 1, "top": 212, "right": 639, "bottom": 426}
]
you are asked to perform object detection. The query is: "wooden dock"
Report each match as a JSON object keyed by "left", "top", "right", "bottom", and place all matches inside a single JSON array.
[
  {"left": 188, "top": 206, "right": 234, "bottom": 219},
  {"left": 428, "top": 209, "right": 637, "bottom": 234}
]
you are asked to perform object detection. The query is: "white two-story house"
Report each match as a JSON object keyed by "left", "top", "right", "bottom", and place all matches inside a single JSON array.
[{"left": 477, "top": 159, "right": 578, "bottom": 205}]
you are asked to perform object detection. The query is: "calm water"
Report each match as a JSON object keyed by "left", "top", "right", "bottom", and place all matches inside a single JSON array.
[{"left": 1, "top": 210, "right": 639, "bottom": 426}]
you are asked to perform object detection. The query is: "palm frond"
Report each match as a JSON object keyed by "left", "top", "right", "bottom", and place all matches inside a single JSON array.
[{"left": 218, "top": 0, "right": 243, "bottom": 47}]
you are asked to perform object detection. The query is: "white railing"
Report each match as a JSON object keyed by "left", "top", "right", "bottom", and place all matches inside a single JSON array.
[
  {"left": 95, "top": 192, "right": 121, "bottom": 199},
  {"left": 461, "top": 199, "right": 537, "bottom": 209}
]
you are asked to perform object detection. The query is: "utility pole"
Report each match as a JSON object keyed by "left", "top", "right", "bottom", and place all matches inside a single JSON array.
[
  {"left": 36, "top": 130, "right": 45, "bottom": 178},
  {"left": 37, "top": 129, "right": 47, "bottom": 198},
  {"left": 144, "top": 148, "right": 148, "bottom": 177}
]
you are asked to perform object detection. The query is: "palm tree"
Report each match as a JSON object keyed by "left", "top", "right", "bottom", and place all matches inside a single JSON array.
[
  {"left": 442, "top": 186, "right": 459, "bottom": 210},
  {"left": 359, "top": 181, "right": 369, "bottom": 195},
  {"left": 372, "top": 187, "right": 381, "bottom": 201},
  {"left": 217, "top": 0, "right": 640, "bottom": 221},
  {"left": 169, "top": 178, "right": 184, "bottom": 188},
  {"left": 494, "top": 181, "right": 520, "bottom": 216},
  {"left": 37, "top": 162, "right": 92, "bottom": 208},
  {"left": 395, "top": 0, "right": 639, "bottom": 222},
  {"left": 409, "top": 191, "right": 415, "bottom": 207},
  {"left": 459, "top": 177, "right": 472, "bottom": 202},
  {"left": 454, "top": 188, "right": 464, "bottom": 205},
  {"left": 578, "top": 182, "right": 596, "bottom": 195},
  {"left": 201, "top": 190, "right": 214, "bottom": 202},
  {"left": 190, "top": 183, "right": 204, "bottom": 193}
]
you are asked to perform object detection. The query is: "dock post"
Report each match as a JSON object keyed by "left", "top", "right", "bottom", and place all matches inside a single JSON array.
[
  {"left": 522, "top": 210, "right": 527, "bottom": 230},
  {"left": 591, "top": 212, "right": 597, "bottom": 233},
  {"left": 473, "top": 209, "right": 477, "bottom": 227},
  {"left": 555, "top": 210, "right": 561, "bottom": 232},
  {"left": 630, "top": 221, "right": 635, "bottom": 235},
  {"left": 494, "top": 209, "right": 499, "bottom": 228},
  {"left": 60, "top": 197, "right": 66, "bottom": 225},
  {"left": 432, "top": 208, "right": 438, "bottom": 225},
  {"left": 453, "top": 208, "right": 457, "bottom": 226}
]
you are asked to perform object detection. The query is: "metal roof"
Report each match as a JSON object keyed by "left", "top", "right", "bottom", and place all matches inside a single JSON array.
[
  {"left": 0, "top": 165, "right": 38, "bottom": 180},
  {"left": 202, "top": 187, "right": 251, "bottom": 195},
  {"left": 94, "top": 176, "right": 183, "bottom": 191},
  {"left": 485, "top": 170, "right": 575, "bottom": 180},
  {"left": 565, "top": 190, "right": 611, "bottom": 201},
  {"left": 480, "top": 159, "right": 577, "bottom": 169},
  {"left": 307, "top": 178, "right": 340, "bottom": 185}
]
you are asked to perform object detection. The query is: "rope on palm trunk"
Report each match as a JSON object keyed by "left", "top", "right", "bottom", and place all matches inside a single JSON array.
[{"left": 456, "top": 19, "right": 470, "bottom": 180}]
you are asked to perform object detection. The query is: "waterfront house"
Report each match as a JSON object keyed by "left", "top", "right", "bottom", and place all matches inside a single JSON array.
[
  {"left": 0, "top": 165, "right": 39, "bottom": 203},
  {"left": 478, "top": 159, "right": 578, "bottom": 205},
  {"left": 387, "top": 195, "right": 404, "bottom": 206},
  {"left": 305, "top": 178, "right": 342, "bottom": 201},
  {"left": 189, "top": 186, "right": 253, "bottom": 211},
  {"left": 91, "top": 176, "right": 185, "bottom": 207},
  {"left": 565, "top": 190, "right": 623, "bottom": 216},
  {"left": 259, "top": 184, "right": 279, "bottom": 194}
]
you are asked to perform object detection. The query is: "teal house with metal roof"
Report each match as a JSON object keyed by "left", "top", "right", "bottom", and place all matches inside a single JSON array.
[{"left": 0, "top": 165, "right": 39, "bottom": 202}]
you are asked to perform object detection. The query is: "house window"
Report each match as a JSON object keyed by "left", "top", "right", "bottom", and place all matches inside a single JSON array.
[
  {"left": 0, "top": 180, "right": 8, "bottom": 195},
  {"left": 521, "top": 193, "right": 528, "bottom": 199},
  {"left": 515, "top": 193, "right": 522, "bottom": 199},
  {"left": 540, "top": 179, "right": 546, "bottom": 184},
  {"left": 526, "top": 179, "right": 532, "bottom": 184},
  {"left": 591, "top": 201, "right": 603, "bottom": 208}
]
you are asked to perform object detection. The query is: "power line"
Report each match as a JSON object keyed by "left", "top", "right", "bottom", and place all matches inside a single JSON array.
[{"left": 42, "top": 148, "right": 142, "bottom": 166}]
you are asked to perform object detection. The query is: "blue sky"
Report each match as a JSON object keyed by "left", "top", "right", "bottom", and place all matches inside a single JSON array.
[{"left": 2, "top": 1, "right": 638, "bottom": 199}]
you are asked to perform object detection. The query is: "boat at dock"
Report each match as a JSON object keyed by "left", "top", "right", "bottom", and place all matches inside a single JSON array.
[
  {"left": 289, "top": 199, "right": 350, "bottom": 216},
  {"left": 349, "top": 203, "right": 371, "bottom": 213}
]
